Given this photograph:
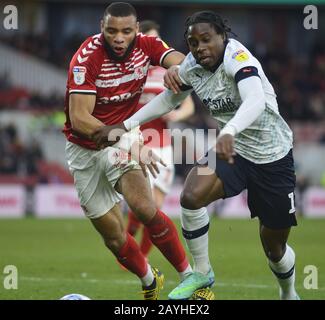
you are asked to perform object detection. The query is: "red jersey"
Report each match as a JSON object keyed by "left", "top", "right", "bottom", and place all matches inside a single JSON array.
[
  {"left": 138, "top": 66, "right": 171, "bottom": 148},
  {"left": 63, "top": 33, "right": 175, "bottom": 150}
]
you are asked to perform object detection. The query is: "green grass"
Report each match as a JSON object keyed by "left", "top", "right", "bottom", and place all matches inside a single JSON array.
[{"left": 0, "top": 217, "right": 324, "bottom": 300}]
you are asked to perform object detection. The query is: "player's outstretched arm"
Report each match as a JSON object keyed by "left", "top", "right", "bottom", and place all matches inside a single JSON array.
[
  {"left": 123, "top": 89, "right": 192, "bottom": 131},
  {"left": 92, "top": 89, "right": 191, "bottom": 148},
  {"left": 162, "top": 94, "right": 195, "bottom": 122},
  {"left": 69, "top": 94, "right": 105, "bottom": 138}
]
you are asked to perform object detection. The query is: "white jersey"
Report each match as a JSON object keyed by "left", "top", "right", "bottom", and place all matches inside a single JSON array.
[{"left": 178, "top": 38, "right": 293, "bottom": 164}]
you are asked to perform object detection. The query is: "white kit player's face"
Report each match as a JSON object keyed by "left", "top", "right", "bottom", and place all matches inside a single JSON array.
[
  {"left": 187, "top": 23, "right": 225, "bottom": 70},
  {"left": 101, "top": 14, "right": 139, "bottom": 57}
]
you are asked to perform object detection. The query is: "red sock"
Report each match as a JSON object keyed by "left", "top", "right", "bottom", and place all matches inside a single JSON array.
[
  {"left": 116, "top": 233, "right": 148, "bottom": 278},
  {"left": 144, "top": 209, "right": 189, "bottom": 272},
  {"left": 140, "top": 227, "right": 153, "bottom": 257},
  {"left": 127, "top": 210, "right": 141, "bottom": 236}
]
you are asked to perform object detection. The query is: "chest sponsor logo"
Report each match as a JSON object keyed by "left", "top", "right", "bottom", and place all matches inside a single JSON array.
[
  {"left": 98, "top": 85, "right": 144, "bottom": 104},
  {"left": 202, "top": 97, "right": 236, "bottom": 114},
  {"left": 72, "top": 66, "right": 86, "bottom": 85}
]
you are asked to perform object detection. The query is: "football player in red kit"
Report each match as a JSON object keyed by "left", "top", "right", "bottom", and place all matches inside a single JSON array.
[{"left": 63, "top": 2, "right": 192, "bottom": 299}]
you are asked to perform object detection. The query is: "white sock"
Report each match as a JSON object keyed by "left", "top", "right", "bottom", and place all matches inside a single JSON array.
[
  {"left": 268, "top": 244, "right": 298, "bottom": 300},
  {"left": 181, "top": 206, "right": 211, "bottom": 275},
  {"left": 140, "top": 263, "right": 154, "bottom": 287}
]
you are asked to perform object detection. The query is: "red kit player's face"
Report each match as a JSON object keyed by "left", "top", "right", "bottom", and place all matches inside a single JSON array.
[{"left": 101, "top": 15, "right": 139, "bottom": 58}]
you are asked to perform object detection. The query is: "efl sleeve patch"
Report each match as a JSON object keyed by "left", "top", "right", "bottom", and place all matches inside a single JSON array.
[
  {"left": 232, "top": 49, "right": 249, "bottom": 62},
  {"left": 72, "top": 66, "right": 87, "bottom": 85},
  {"left": 234, "top": 66, "right": 259, "bottom": 83}
]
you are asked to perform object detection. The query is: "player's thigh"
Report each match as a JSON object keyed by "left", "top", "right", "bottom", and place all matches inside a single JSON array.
[
  {"left": 116, "top": 169, "right": 156, "bottom": 223},
  {"left": 181, "top": 148, "right": 249, "bottom": 209},
  {"left": 75, "top": 171, "right": 121, "bottom": 218},
  {"left": 98, "top": 146, "right": 155, "bottom": 220},
  {"left": 180, "top": 165, "right": 225, "bottom": 209},
  {"left": 68, "top": 149, "right": 122, "bottom": 220},
  {"left": 247, "top": 150, "right": 297, "bottom": 230}
]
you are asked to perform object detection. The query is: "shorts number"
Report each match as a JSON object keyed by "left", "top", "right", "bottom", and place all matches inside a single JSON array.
[{"left": 288, "top": 192, "right": 295, "bottom": 214}]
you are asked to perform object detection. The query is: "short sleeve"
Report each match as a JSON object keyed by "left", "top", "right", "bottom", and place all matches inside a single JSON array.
[
  {"left": 146, "top": 36, "right": 175, "bottom": 67},
  {"left": 68, "top": 48, "right": 99, "bottom": 95},
  {"left": 224, "top": 43, "right": 260, "bottom": 82}
]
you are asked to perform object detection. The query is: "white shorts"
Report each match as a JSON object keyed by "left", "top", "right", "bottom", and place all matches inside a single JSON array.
[
  {"left": 65, "top": 141, "right": 141, "bottom": 219},
  {"left": 149, "top": 145, "right": 175, "bottom": 194}
]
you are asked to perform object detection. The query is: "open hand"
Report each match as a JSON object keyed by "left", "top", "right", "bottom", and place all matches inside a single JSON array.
[{"left": 130, "top": 142, "right": 166, "bottom": 178}]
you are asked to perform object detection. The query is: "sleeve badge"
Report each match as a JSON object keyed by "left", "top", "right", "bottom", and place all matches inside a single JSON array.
[
  {"left": 232, "top": 49, "right": 249, "bottom": 62},
  {"left": 72, "top": 66, "right": 87, "bottom": 85}
]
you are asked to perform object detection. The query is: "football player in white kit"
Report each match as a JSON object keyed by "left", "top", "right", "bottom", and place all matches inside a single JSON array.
[{"left": 95, "top": 10, "right": 300, "bottom": 300}]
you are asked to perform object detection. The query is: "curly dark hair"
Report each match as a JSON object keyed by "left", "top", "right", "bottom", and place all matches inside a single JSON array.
[{"left": 184, "top": 11, "right": 233, "bottom": 40}]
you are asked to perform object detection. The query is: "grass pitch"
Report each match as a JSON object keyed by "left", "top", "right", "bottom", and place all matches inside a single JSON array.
[{"left": 0, "top": 216, "right": 324, "bottom": 300}]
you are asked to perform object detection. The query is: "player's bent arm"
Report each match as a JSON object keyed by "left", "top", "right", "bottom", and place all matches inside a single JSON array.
[
  {"left": 123, "top": 89, "right": 192, "bottom": 131},
  {"left": 69, "top": 94, "right": 105, "bottom": 137},
  {"left": 161, "top": 51, "right": 185, "bottom": 68},
  {"left": 219, "top": 76, "right": 266, "bottom": 137}
]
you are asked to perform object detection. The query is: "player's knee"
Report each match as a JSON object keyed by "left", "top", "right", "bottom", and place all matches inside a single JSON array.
[
  {"left": 130, "top": 201, "right": 156, "bottom": 223},
  {"left": 180, "top": 189, "right": 204, "bottom": 210},
  {"left": 265, "top": 245, "right": 286, "bottom": 262},
  {"left": 104, "top": 233, "right": 126, "bottom": 255}
]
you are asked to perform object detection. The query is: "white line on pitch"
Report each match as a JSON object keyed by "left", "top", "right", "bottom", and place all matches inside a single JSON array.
[{"left": 19, "top": 276, "right": 323, "bottom": 291}]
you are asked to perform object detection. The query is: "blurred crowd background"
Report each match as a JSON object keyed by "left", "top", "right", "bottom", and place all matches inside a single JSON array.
[{"left": 0, "top": 0, "right": 324, "bottom": 216}]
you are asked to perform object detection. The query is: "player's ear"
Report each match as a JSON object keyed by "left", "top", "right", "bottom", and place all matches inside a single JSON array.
[
  {"left": 100, "top": 19, "right": 104, "bottom": 33},
  {"left": 135, "top": 21, "right": 139, "bottom": 34}
]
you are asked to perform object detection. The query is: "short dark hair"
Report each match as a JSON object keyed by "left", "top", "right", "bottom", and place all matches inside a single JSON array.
[
  {"left": 139, "top": 20, "right": 160, "bottom": 34},
  {"left": 103, "top": 2, "right": 137, "bottom": 19},
  {"left": 184, "top": 11, "right": 232, "bottom": 39}
]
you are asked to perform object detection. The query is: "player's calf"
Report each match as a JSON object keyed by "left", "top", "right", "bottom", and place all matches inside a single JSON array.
[{"left": 144, "top": 209, "right": 192, "bottom": 278}]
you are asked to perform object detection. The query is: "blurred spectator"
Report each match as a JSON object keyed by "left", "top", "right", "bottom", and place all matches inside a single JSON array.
[
  {"left": 295, "top": 172, "right": 310, "bottom": 216},
  {"left": 0, "top": 123, "right": 42, "bottom": 176}
]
